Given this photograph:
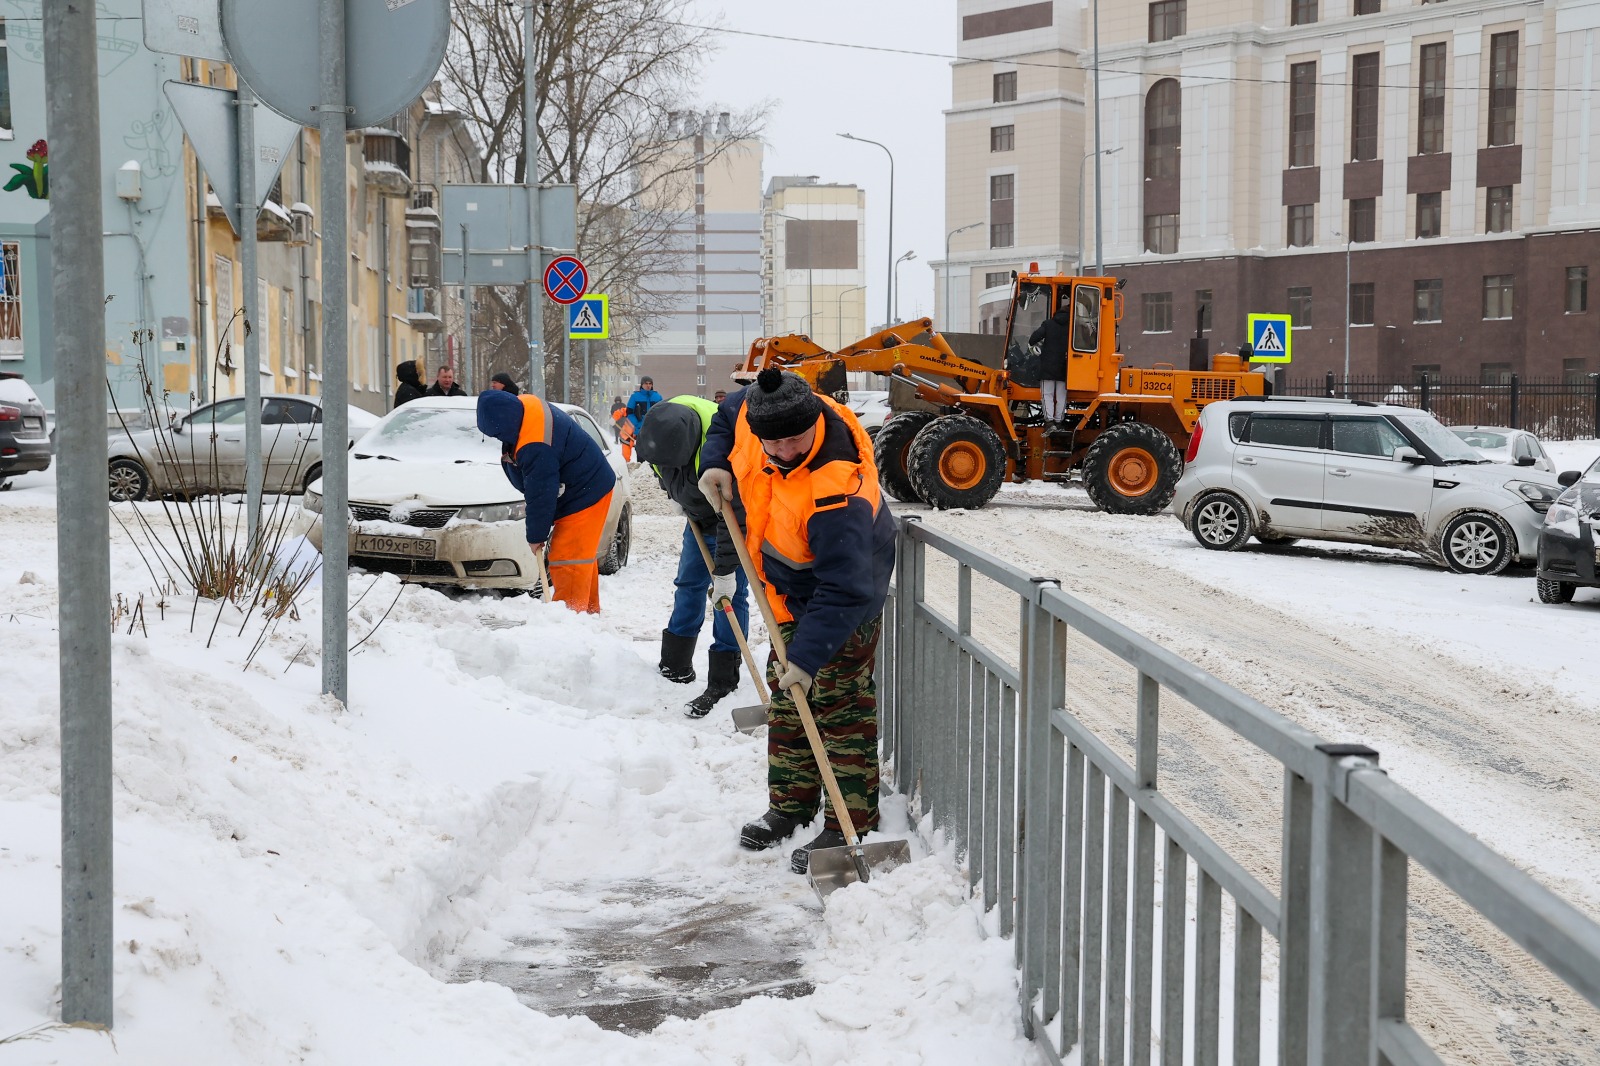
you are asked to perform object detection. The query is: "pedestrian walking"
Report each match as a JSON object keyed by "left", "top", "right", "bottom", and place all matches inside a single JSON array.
[
  {"left": 393, "top": 360, "right": 426, "bottom": 409},
  {"left": 698, "top": 369, "right": 896, "bottom": 874},
  {"left": 477, "top": 389, "right": 616, "bottom": 613},
  {"left": 626, "top": 376, "right": 663, "bottom": 436},
  {"left": 427, "top": 364, "right": 467, "bottom": 397},
  {"left": 634, "top": 395, "right": 752, "bottom": 717},
  {"left": 489, "top": 372, "right": 520, "bottom": 395},
  {"left": 1029, "top": 299, "right": 1072, "bottom": 426}
]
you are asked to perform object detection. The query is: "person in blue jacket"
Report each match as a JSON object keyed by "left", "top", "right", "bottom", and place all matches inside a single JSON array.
[
  {"left": 626, "top": 376, "right": 664, "bottom": 436},
  {"left": 477, "top": 389, "right": 616, "bottom": 613}
]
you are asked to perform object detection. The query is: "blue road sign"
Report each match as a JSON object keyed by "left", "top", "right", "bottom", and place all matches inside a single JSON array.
[
  {"left": 1247, "top": 313, "right": 1293, "bottom": 364},
  {"left": 544, "top": 256, "right": 588, "bottom": 305},
  {"left": 568, "top": 295, "right": 609, "bottom": 340}
]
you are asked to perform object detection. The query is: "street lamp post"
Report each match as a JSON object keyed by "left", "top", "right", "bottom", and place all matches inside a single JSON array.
[
  {"left": 773, "top": 212, "right": 813, "bottom": 336},
  {"left": 1333, "top": 230, "right": 1352, "bottom": 394},
  {"left": 894, "top": 250, "right": 917, "bottom": 323},
  {"left": 1077, "top": 146, "right": 1122, "bottom": 274},
  {"left": 836, "top": 284, "right": 866, "bottom": 348},
  {"left": 839, "top": 132, "right": 895, "bottom": 327},
  {"left": 944, "top": 222, "right": 982, "bottom": 330},
  {"left": 717, "top": 304, "right": 751, "bottom": 352}
]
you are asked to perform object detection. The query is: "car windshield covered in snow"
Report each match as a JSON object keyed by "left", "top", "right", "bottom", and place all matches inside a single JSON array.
[
  {"left": 356, "top": 405, "right": 500, "bottom": 462},
  {"left": 1453, "top": 428, "right": 1511, "bottom": 453},
  {"left": 1396, "top": 414, "right": 1487, "bottom": 464}
]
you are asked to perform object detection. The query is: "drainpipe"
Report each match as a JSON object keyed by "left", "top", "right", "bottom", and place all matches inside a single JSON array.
[{"left": 298, "top": 131, "right": 313, "bottom": 395}]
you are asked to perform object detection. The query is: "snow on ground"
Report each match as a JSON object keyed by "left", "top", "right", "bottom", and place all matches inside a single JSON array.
[{"left": 0, "top": 467, "right": 1039, "bottom": 1064}]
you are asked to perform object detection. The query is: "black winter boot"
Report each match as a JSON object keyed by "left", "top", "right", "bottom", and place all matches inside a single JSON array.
[
  {"left": 791, "top": 829, "right": 848, "bottom": 875},
  {"left": 684, "top": 649, "right": 742, "bottom": 718},
  {"left": 658, "top": 629, "right": 697, "bottom": 684},
  {"left": 739, "top": 809, "right": 806, "bottom": 851}
]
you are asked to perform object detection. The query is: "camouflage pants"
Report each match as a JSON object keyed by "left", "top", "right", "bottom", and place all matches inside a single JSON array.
[{"left": 766, "top": 615, "right": 881, "bottom": 833}]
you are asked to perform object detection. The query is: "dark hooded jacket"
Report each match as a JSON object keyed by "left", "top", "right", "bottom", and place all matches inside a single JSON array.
[
  {"left": 490, "top": 373, "right": 520, "bottom": 395},
  {"left": 394, "top": 360, "right": 426, "bottom": 408},
  {"left": 476, "top": 389, "right": 615, "bottom": 545},
  {"left": 1029, "top": 306, "right": 1073, "bottom": 382},
  {"left": 635, "top": 397, "right": 745, "bottom": 576},
  {"left": 427, "top": 378, "right": 467, "bottom": 397}
]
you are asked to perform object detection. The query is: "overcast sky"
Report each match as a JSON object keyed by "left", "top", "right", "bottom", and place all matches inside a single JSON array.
[{"left": 685, "top": 0, "right": 958, "bottom": 329}]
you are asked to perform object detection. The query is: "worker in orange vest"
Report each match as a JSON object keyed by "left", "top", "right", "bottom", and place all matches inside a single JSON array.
[{"left": 611, "top": 405, "right": 636, "bottom": 461}]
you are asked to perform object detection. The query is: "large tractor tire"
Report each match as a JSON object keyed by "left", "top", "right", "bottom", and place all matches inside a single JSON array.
[
  {"left": 873, "top": 411, "right": 938, "bottom": 503},
  {"left": 906, "top": 414, "right": 1007, "bottom": 511},
  {"left": 1082, "top": 422, "right": 1183, "bottom": 515}
]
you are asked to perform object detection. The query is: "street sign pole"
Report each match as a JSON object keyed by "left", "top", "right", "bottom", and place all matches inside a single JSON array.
[
  {"left": 318, "top": 0, "right": 350, "bottom": 705},
  {"left": 583, "top": 338, "right": 591, "bottom": 411},
  {"left": 46, "top": 0, "right": 114, "bottom": 1027},
  {"left": 461, "top": 223, "right": 473, "bottom": 391},
  {"left": 239, "top": 82, "right": 263, "bottom": 545},
  {"left": 524, "top": 0, "right": 544, "bottom": 399}
]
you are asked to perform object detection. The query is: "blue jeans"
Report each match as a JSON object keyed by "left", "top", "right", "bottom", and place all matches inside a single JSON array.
[{"left": 667, "top": 522, "right": 751, "bottom": 654}]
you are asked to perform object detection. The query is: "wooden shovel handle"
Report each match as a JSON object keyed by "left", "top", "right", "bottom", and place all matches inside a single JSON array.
[{"left": 686, "top": 518, "right": 766, "bottom": 703}]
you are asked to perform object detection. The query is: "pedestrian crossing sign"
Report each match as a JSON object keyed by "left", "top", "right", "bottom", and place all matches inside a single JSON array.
[
  {"left": 568, "top": 294, "right": 609, "bottom": 340},
  {"left": 1246, "top": 313, "right": 1293, "bottom": 364}
]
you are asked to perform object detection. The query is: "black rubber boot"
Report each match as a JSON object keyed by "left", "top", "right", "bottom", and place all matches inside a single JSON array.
[
  {"left": 684, "top": 649, "right": 742, "bottom": 718},
  {"left": 791, "top": 829, "right": 848, "bottom": 875},
  {"left": 739, "top": 809, "right": 806, "bottom": 851},
  {"left": 658, "top": 629, "right": 697, "bottom": 684}
]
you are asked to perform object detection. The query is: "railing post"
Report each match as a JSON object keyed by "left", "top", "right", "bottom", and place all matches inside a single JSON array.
[
  {"left": 1510, "top": 373, "right": 1521, "bottom": 429},
  {"left": 1018, "top": 579, "right": 1062, "bottom": 1038},
  {"left": 1419, "top": 375, "right": 1430, "bottom": 413},
  {"left": 1279, "top": 768, "right": 1312, "bottom": 1066},
  {"left": 1324, "top": 370, "right": 1335, "bottom": 398},
  {"left": 1306, "top": 743, "right": 1384, "bottom": 1066},
  {"left": 1131, "top": 673, "right": 1159, "bottom": 1066},
  {"left": 1592, "top": 373, "right": 1599, "bottom": 439}
]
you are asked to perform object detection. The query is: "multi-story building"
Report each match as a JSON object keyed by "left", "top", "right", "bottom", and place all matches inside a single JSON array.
[
  {"left": 935, "top": 1, "right": 1087, "bottom": 336},
  {"left": 1097, "top": 0, "right": 1600, "bottom": 381},
  {"left": 635, "top": 114, "right": 764, "bottom": 399},
  {"left": 762, "top": 176, "right": 868, "bottom": 350}
]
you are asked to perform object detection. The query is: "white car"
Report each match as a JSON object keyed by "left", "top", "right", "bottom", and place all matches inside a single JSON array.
[
  {"left": 847, "top": 390, "right": 891, "bottom": 436},
  {"left": 1449, "top": 425, "right": 1555, "bottom": 473},
  {"left": 303, "top": 397, "right": 632, "bottom": 590},
  {"left": 1171, "top": 397, "right": 1562, "bottom": 574}
]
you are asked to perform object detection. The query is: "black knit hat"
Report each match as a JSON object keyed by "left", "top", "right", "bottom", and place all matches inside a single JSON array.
[{"left": 746, "top": 368, "right": 824, "bottom": 440}]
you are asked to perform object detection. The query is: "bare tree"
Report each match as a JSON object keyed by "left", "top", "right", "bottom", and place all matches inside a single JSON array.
[{"left": 439, "top": 0, "right": 768, "bottom": 400}]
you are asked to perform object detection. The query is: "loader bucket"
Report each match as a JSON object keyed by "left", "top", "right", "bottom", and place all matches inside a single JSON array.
[{"left": 806, "top": 838, "right": 913, "bottom": 900}]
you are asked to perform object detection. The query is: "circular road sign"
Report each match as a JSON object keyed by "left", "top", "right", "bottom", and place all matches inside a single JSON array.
[
  {"left": 222, "top": 0, "right": 450, "bottom": 129},
  {"left": 544, "top": 256, "right": 590, "bottom": 305}
]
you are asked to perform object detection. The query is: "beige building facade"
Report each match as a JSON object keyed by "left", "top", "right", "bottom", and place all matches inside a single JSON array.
[{"left": 763, "top": 176, "right": 868, "bottom": 350}]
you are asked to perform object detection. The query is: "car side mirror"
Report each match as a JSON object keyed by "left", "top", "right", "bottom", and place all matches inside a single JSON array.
[
  {"left": 170, "top": 416, "right": 184, "bottom": 433},
  {"left": 1394, "top": 447, "right": 1426, "bottom": 465},
  {"left": 1558, "top": 469, "right": 1582, "bottom": 487},
  {"left": 1515, "top": 454, "right": 1536, "bottom": 467}
]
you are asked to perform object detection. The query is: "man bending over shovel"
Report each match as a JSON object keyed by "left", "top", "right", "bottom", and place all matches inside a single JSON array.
[{"left": 698, "top": 370, "right": 897, "bottom": 874}]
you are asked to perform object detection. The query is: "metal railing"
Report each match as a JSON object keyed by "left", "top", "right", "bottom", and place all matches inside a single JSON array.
[
  {"left": 880, "top": 518, "right": 1600, "bottom": 1066},
  {"left": 1283, "top": 373, "right": 1600, "bottom": 440}
]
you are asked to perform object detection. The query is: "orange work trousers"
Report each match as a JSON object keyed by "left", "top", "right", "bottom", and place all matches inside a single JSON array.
[{"left": 546, "top": 490, "right": 614, "bottom": 614}]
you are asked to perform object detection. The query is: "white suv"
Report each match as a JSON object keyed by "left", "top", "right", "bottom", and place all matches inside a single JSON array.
[{"left": 1171, "top": 398, "right": 1561, "bottom": 574}]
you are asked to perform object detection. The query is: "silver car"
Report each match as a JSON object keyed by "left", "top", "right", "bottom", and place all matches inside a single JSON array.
[
  {"left": 1449, "top": 425, "right": 1555, "bottom": 473},
  {"left": 107, "top": 393, "right": 377, "bottom": 501}
]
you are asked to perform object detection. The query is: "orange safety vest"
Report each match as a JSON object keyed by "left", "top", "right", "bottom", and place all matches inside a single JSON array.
[
  {"left": 729, "top": 395, "right": 882, "bottom": 623},
  {"left": 611, "top": 407, "right": 635, "bottom": 443},
  {"left": 513, "top": 394, "right": 556, "bottom": 455}
]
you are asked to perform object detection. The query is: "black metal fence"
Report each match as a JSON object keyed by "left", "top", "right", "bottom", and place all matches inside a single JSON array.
[{"left": 1282, "top": 374, "right": 1600, "bottom": 441}]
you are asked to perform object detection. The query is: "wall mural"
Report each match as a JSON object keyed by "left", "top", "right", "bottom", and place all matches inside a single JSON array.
[{"left": 3, "top": 139, "right": 47, "bottom": 199}]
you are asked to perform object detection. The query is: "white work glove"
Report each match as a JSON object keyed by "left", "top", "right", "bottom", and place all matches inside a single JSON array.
[
  {"left": 697, "top": 468, "right": 734, "bottom": 512},
  {"left": 710, "top": 572, "right": 738, "bottom": 606},
  {"left": 778, "top": 662, "right": 814, "bottom": 696}
]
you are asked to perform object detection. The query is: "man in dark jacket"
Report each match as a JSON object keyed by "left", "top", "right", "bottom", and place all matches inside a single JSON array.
[
  {"left": 697, "top": 370, "right": 897, "bottom": 875},
  {"left": 635, "top": 396, "right": 751, "bottom": 717},
  {"left": 626, "top": 376, "right": 663, "bottom": 435},
  {"left": 1028, "top": 302, "right": 1072, "bottom": 425},
  {"left": 477, "top": 389, "right": 616, "bottom": 613},
  {"left": 489, "top": 372, "right": 520, "bottom": 395},
  {"left": 427, "top": 364, "right": 467, "bottom": 397},
  {"left": 394, "top": 360, "right": 427, "bottom": 408}
]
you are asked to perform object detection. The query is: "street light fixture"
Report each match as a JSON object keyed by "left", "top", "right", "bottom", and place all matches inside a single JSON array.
[
  {"left": 944, "top": 222, "right": 983, "bottom": 330},
  {"left": 771, "top": 211, "right": 814, "bottom": 336},
  {"left": 839, "top": 131, "right": 896, "bottom": 327},
  {"left": 1077, "top": 146, "right": 1122, "bottom": 274},
  {"left": 836, "top": 284, "right": 866, "bottom": 349},
  {"left": 894, "top": 250, "right": 918, "bottom": 323},
  {"left": 717, "top": 303, "right": 752, "bottom": 353}
]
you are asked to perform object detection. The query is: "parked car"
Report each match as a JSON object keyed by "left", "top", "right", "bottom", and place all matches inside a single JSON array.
[
  {"left": 1172, "top": 397, "right": 1562, "bottom": 575},
  {"left": 302, "top": 396, "right": 632, "bottom": 591},
  {"left": 846, "top": 390, "right": 891, "bottom": 437},
  {"left": 1449, "top": 425, "right": 1555, "bottom": 473},
  {"left": 106, "top": 394, "right": 378, "bottom": 501},
  {"left": 0, "top": 372, "right": 52, "bottom": 490},
  {"left": 1535, "top": 456, "right": 1600, "bottom": 603}
]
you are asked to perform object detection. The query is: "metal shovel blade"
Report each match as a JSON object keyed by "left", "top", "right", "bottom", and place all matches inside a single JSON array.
[
  {"left": 806, "top": 839, "right": 913, "bottom": 899},
  {"left": 730, "top": 703, "right": 767, "bottom": 735}
]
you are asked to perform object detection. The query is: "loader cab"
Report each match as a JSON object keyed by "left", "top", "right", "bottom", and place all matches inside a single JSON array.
[{"left": 1003, "top": 275, "right": 1119, "bottom": 394}]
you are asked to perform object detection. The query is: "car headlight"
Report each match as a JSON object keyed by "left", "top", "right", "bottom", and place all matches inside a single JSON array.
[
  {"left": 455, "top": 501, "right": 526, "bottom": 523},
  {"left": 1544, "top": 502, "right": 1579, "bottom": 527},
  {"left": 1505, "top": 479, "right": 1558, "bottom": 512},
  {"left": 302, "top": 488, "right": 323, "bottom": 513}
]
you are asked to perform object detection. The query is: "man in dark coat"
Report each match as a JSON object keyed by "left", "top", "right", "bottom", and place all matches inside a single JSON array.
[
  {"left": 427, "top": 364, "right": 467, "bottom": 397},
  {"left": 490, "top": 372, "right": 520, "bottom": 395},
  {"left": 1028, "top": 303, "right": 1072, "bottom": 425},
  {"left": 393, "top": 360, "right": 426, "bottom": 408}
]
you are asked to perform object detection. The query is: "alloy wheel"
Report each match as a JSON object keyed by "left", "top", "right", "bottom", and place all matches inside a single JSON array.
[
  {"left": 1196, "top": 500, "right": 1240, "bottom": 545},
  {"left": 1447, "top": 520, "right": 1500, "bottom": 570}
]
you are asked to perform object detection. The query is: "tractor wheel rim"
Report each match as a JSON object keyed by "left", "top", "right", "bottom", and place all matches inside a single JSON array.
[
  {"left": 1449, "top": 521, "right": 1498, "bottom": 568},
  {"left": 938, "top": 441, "right": 986, "bottom": 490},
  {"left": 1109, "top": 446, "right": 1158, "bottom": 496},
  {"left": 109, "top": 468, "right": 140, "bottom": 500},
  {"left": 1197, "top": 501, "right": 1238, "bottom": 543}
]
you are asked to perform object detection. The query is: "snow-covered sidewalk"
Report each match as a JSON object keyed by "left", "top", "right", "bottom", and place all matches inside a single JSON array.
[{"left": 0, "top": 472, "right": 1038, "bottom": 1064}]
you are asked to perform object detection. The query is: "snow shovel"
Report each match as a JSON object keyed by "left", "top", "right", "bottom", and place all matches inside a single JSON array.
[
  {"left": 720, "top": 507, "right": 911, "bottom": 898},
  {"left": 686, "top": 519, "right": 768, "bottom": 734},
  {"left": 535, "top": 548, "right": 554, "bottom": 604}
]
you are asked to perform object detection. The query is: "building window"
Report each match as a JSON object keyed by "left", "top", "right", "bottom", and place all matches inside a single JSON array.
[
  {"left": 1351, "top": 53, "right": 1379, "bottom": 162},
  {"left": 990, "top": 223, "right": 1014, "bottom": 249},
  {"left": 1289, "top": 61, "right": 1317, "bottom": 168},
  {"left": 1489, "top": 32, "right": 1518, "bottom": 147},
  {"left": 1349, "top": 197, "right": 1376, "bottom": 243},
  {"left": 1486, "top": 185, "right": 1512, "bottom": 233},
  {"left": 1413, "top": 364, "right": 1442, "bottom": 383},
  {"left": 1290, "top": 0, "right": 1317, "bottom": 26},
  {"left": 985, "top": 270, "right": 1012, "bottom": 289},
  {"left": 1149, "top": 1, "right": 1185, "bottom": 43},
  {"left": 1144, "top": 213, "right": 1178, "bottom": 254},
  {"left": 993, "top": 71, "right": 1017, "bottom": 103},
  {"left": 1414, "top": 278, "right": 1443, "bottom": 322},
  {"left": 1566, "top": 266, "right": 1588, "bottom": 313},
  {"left": 1480, "top": 361, "right": 1513, "bottom": 384},
  {"left": 1416, "top": 192, "right": 1441, "bottom": 238},
  {"left": 1350, "top": 282, "right": 1375, "bottom": 325},
  {"left": 990, "top": 125, "right": 1014, "bottom": 153},
  {"left": 1195, "top": 288, "right": 1212, "bottom": 331},
  {"left": 990, "top": 173, "right": 1015, "bottom": 249},
  {"left": 0, "top": 242, "right": 20, "bottom": 358},
  {"left": 1418, "top": 42, "right": 1446, "bottom": 155},
  {"left": 1142, "top": 292, "right": 1173, "bottom": 333},
  {"left": 1482, "top": 274, "right": 1514, "bottom": 320},
  {"left": 1354, "top": 0, "right": 1380, "bottom": 12},
  {"left": 1287, "top": 204, "right": 1314, "bottom": 247},
  {"left": 1145, "top": 79, "right": 1181, "bottom": 181},
  {"left": 1563, "top": 357, "right": 1590, "bottom": 383},
  {"left": 1288, "top": 286, "right": 1313, "bottom": 326},
  {"left": 0, "top": 19, "right": 12, "bottom": 137}
]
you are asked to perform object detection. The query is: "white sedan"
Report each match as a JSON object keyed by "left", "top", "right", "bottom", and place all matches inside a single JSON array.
[
  {"left": 1450, "top": 425, "right": 1556, "bottom": 473},
  {"left": 303, "top": 397, "right": 632, "bottom": 590}
]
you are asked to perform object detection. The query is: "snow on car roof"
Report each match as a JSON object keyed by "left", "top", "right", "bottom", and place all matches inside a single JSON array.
[{"left": 0, "top": 377, "right": 40, "bottom": 405}]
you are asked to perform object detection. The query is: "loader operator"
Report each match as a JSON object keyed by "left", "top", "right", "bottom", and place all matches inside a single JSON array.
[
  {"left": 477, "top": 389, "right": 616, "bottom": 614},
  {"left": 634, "top": 395, "right": 752, "bottom": 718},
  {"left": 698, "top": 369, "right": 897, "bottom": 875}
]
